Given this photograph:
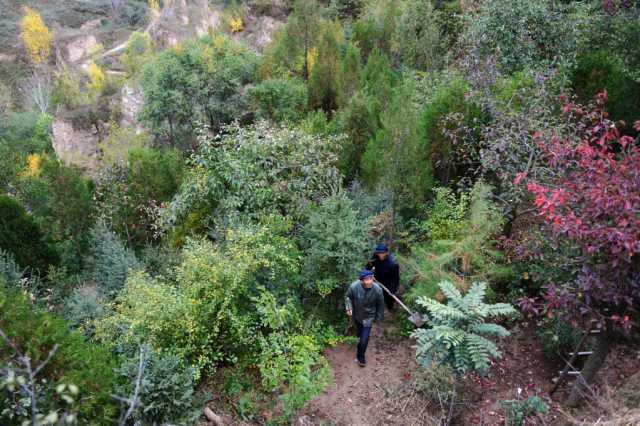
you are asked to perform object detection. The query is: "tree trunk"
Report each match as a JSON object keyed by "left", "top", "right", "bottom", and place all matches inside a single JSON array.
[
  {"left": 502, "top": 207, "right": 516, "bottom": 238},
  {"left": 168, "top": 116, "right": 175, "bottom": 147},
  {"left": 567, "top": 321, "right": 611, "bottom": 406},
  {"left": 303, "top": 40, "right": 309, "bottom": 82}
]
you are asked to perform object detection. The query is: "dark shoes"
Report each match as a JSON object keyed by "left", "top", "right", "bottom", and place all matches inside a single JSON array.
[{"left": 355, "top": 358, "right": 366, "bottom": 368}]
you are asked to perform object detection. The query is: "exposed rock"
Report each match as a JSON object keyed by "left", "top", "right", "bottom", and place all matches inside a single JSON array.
[
  {"left": 150, "top": 0, "right": 223, "bottom": 48},
  {"left": 80, "top": 18, "right": 103, "bottom": 32},
  {"left": 0, "top": 53, "right": 17, "bottom": 62},
  {"left": 195, "top": 3, "right": 222, "bottom": 37},
  {"left": 52, "top": 116, "right": 101, "bottom": 173},
  {"left": 236, "top": 15, "right": 284, "bottom": 52},
  {"left": 120, "top": 84, "right": 145, "bottom": 133},
  {"left": 67, "top": 35, "right": 98, "bottom": 63}
]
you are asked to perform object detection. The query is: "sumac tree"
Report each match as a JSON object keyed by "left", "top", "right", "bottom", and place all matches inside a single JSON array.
[{"left": 519, "top": 92, "right": 640, "bottom": 404}]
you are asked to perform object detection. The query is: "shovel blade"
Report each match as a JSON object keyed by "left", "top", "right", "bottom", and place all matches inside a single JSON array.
[{"left": 408, "top": 312, "right": 425, "bottom": 327}]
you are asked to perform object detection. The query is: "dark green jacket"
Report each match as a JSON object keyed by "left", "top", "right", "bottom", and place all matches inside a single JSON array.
[{"left": 345, "top": 280, "right": 385, "bottom": 327}]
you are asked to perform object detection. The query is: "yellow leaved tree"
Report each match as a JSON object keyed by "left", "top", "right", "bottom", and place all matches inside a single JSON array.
[
  {"left": 20, "top": 7, "right": 53, "bottom": 65},
  {"left": 87, "top": 62, "right": 106, "bottom": 96}
]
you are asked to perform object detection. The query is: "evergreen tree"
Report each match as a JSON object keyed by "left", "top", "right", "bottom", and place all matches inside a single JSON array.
[
  {"left": 0, "top": 194, "right": 59, "bottom": 273},
  {"left": 337, "top": 42, "right": 362, "bottom": 108},
  {"left": 392, "top": 0, "right": 443, "bottom": 71},
  {"left": 288, "top": 0, "right": 323, "bottom": 81},
  {"left": 308, "top": 22, "right": 344, "bottom": 113}
]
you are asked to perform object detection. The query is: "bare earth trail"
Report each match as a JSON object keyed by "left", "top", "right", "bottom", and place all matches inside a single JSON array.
[{"left": 300, "top": 311, "right": 425, "bottom": 426}]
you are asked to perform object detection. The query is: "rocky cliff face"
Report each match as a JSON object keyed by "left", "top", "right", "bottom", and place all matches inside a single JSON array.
[
  {"left": 120, "top": 83, "right": 144, "bottom": 132},
  {"left": 52, "top": 117, "right": 101, "bottom": 173},
  {"left": 50, "top": 0, "right": 287, "bottom": 172}
]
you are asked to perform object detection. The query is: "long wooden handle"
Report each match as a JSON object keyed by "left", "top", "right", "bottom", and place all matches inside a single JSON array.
[{"left": 373, "top": 279, "right": 413, "bottom": 315}]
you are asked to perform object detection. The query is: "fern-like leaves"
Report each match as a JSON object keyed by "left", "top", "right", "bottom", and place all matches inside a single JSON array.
[{"left": 412, "top": 280, "right": 516, "bottom": 374}]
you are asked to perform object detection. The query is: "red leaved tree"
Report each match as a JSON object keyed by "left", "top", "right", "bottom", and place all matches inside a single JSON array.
[{"left": 517, "top": 91, "right": 640, "bottom": 404}]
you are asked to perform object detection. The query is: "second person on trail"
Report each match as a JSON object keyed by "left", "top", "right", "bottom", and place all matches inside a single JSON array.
[
  {"left": 366, "top": 243, "right": 400, "bottom": 311},
  {"left": 345, "top": 270, "right": 385, "bottom": 367}
]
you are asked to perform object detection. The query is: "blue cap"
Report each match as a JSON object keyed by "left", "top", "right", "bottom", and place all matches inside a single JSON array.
[
  {"left": 359, "top": 270, "right": 374, "bottom": 280},
  {"left": 374, "top": 243, "right": 389, "bottom": 253}
]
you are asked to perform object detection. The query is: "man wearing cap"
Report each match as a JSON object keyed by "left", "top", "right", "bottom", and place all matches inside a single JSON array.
[
  {"left": 345, "top": 270, "right": 385, "bottom": 367},
  {"left": 366, "top": 243, "right": 400, "bottom": 311}
]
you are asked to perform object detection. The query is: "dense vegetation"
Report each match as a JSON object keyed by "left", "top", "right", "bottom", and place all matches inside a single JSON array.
[{"left": 1, "top": 0, "right": 638, "bottom": 424}]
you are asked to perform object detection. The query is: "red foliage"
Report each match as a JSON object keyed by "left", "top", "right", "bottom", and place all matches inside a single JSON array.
[{"left": 519, "top": 92, "right": 640, "bottom": 325}]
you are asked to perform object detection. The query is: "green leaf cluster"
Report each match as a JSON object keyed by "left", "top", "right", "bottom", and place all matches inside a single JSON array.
[{"left": 412, "top": 281, "right": 516, "bottom": 374}]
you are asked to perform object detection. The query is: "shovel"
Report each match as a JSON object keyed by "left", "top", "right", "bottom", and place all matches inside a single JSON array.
[{"left": 374, "top": 279, "right": 425, "bottom": 327}]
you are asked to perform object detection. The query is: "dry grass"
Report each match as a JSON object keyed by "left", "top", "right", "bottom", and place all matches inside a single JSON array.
[{"left": 563, "top": 377, "right": 640, "bottom": 426}]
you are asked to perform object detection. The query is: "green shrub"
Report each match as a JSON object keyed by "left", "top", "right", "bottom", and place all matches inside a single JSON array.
[
  {"left": 332, "top": 91, "right": 379, "bottom": 182},
  {"left": 404, "top": 183, "right": 510, "bottom": 303},
  {"left": 361, "top": 78, "right": 430, "bottom": 214},
  {"left": 416, "top": 76, "right": 484, "bottom": 187},
  {"left": 464, "top": 0, "right": 590, "bottom": 73},
  {"left": 502, "top": 395, "right": 550, "bottom": 426},
  {"left": 0, "top": 111, "right": 53, "bottom": 155},
  {"left": 17, "top": 156, "right": 95, "bottom": 273},
  {"left": 492, "top": 71, "right": 537, "bottom": 112},
  {"left": 0, "top": 280, "right": 118, "bottom": 424},
  {"left": 422, "top": 187, "right": 469, "bottom": 241},
  {"left": 114, "top": 349, "right": 200, "bottom": 425},
  {"left": 86, "top": 221, "right": 141, "bottom": 298},
  {"left": 96, "top": 224, "right": 301, "bottom": 378},
  {"left": 571, "top": 50, "right": 640, "bottom": 131},
  {"left": 0, "top": 143, "right": 20, "bottom": 191},
  {"left": 165, "top": 122, "right": 342, "bottom": 235},
  {"left": 336, "top": 42, "right": 362, "bottom": 109},
  {"left": 0, "top": 194, "right": 59, "bottom": 273},
  {"left": 64, "top": 285, "right": 106, "bottom": 338},
  {"left": 95, "top": 147, "right": 185, "bottom": 249},
  {"left": 392, "top": 0, "right": 443, "bottom": 71},
  {"left": 0, "top": 250, "right": 22, "bottom": 285},
  {"left": 138, "top": 244, "right": 183, "bottom": 281},
  {"left": 298, "top": 191, "right": 371, "bottom": 299},
  {"left": 537, "top": 317, "right": 582, "bottom": 361},
  {"left": 328, "top": 0, "right": 365, "bottom": 20},
  {"left": 351, "top": 0, "right": 401, "bottom": 59},
  {"left": 140, "top": 33, "right": 258, "bottom": 144},
  {"left": 122, "top": 31, "right": 154, "bottom": 77},
  {"left": 413, "top": 281, "right": 516, "bottom": 374},
  {"left": 255, "top": 292, "right": 330, "bottom": 420},
  {"left": 248, "top": 77, "right": 308, "bottom": 123},
  {"left": 308, "top": 22, "right": 344, "bottom": 113},
  {"left": 52, "top": 66, "right": 85, "bottom": 110}
]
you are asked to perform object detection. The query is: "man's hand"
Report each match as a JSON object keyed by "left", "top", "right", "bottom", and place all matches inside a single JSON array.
[{"left": 346, "top": 309, "right": 352, "bottom": 317}]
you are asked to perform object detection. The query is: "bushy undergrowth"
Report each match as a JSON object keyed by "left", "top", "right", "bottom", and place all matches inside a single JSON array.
[
  {"left": 2, "top": 0, "right": 639, "bottom": 421},
  {"left": 0, "top": 278, "right": 118, "bottom": 424},
  {"left": 114, "top": 348, "right": 201, "bottom": 425},
  {"left": 404, "top": 183, "right": 511, "bottom": 301}
]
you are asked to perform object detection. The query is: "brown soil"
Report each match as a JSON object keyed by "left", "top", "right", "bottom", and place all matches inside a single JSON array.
[
  {"left": 300, "top": 312, "right": 423, "bottom": 426},
  {"left": 203, "top": 316, "right": 640, "bottom": 426},
  {"left": 299, "top": 318, "right": 563, "bottom": 426}
]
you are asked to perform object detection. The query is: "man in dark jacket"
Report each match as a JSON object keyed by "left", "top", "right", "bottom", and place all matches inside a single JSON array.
[
  {"left": 345, "top": 270, "right": 385, "bottom": 367},
  {"left": 366, "top": 243, "right": 400, "bottom": 311}
]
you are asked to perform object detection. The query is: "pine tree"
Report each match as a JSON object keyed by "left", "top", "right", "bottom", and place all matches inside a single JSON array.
[{"left": 308, "top": 22, "right": 344, "bottom": 113}]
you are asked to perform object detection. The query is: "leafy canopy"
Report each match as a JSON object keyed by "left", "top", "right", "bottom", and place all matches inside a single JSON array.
[
  {"left": 20, "top": 7, "right": 53, "bottom": 64},
  {"left": 165, "top": 122, "right": 343, "bottom": 239}
]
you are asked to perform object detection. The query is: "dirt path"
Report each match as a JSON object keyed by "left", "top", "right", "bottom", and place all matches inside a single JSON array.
[{"left": 300, "top": 312, "right": 427, "bottom": 426}]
